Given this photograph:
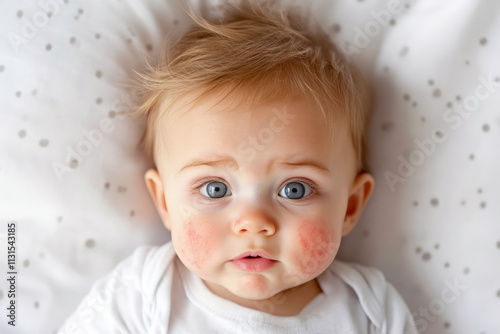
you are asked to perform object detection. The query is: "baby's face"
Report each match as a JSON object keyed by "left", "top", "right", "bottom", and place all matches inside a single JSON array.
[{"left": 146, "top": 92, "right": 372, "bottom": 305}]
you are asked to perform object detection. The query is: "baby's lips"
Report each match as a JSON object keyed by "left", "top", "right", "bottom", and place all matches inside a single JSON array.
[
  {"left": 232, "top": 250, "right": 274, "bottom": 260},
  {"left": 230, "top": 251, "right": 278, "bottom": 272}
]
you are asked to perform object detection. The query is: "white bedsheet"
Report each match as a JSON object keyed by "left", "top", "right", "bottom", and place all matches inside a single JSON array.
[{"left": 0, "top": 0, "right": 499, "bottom": 333}]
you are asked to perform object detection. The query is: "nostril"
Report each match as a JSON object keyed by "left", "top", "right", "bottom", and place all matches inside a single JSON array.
[{"left": 234, "top": 223, "right": 275, "bottom": 235}]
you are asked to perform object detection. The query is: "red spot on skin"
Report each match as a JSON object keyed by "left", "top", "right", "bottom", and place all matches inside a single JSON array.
[
  {"left": 179, "top": 220, "right": 214, "bottom": 270},
  {"left": 296, "top": 220, "right": 339, "bottom": 276}
]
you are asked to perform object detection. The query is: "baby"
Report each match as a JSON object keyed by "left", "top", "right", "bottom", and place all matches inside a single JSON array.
[{"left": 59, "top": 1, "right": 417, "bottom": 333}]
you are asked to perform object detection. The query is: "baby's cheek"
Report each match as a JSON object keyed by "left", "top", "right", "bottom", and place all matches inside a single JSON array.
[
  {"left": 177, "top": 220, "right": 215, "bottom": 270},
  {"left": 295, "top": 220, "right": 340, "bottom": 277}
]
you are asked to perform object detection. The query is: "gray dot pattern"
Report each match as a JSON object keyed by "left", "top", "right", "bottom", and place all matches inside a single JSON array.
[
  {"left": 0, "top": 2, "right": 498, "bottom": 334},
  {"left": 85, "top": 239, "right": 95, "bottom": 248}
]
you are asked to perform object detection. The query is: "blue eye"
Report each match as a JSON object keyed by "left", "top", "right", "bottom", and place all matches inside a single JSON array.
[
  {"left": 200, "top": 181, "right": 232, "bottom": 199},
  {"left": 278, "top": 181, "right": 313, "bottom": 199}
]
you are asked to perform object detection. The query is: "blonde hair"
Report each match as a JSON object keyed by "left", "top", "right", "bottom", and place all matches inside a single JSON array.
[{"left": 132, "top": 0, "right": 372, "bottom": 172}]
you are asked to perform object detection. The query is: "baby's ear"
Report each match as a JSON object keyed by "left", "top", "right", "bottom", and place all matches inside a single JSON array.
[
  {"left": 342, "top": 172, "right": 375, "bottom": 237},
  {"left": 144, "top": 169, "right": 171, "bottom": 230}
]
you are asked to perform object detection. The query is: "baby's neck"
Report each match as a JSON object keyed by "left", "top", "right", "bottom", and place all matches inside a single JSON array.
[
  {"left": 207, "top": 278, "right": 322, "bottom": 317},
  {"left": 258, "top": 279, "right": 323, "bottom": 316}
]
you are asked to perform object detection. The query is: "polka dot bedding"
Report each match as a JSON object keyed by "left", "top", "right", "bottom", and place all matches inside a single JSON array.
[{"left": 0, "top": 0, "right": 498, "bottom": 333}]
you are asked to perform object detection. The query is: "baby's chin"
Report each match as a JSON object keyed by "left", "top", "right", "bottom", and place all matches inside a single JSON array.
[
  {"left": 231, "top": 287, "right": 280, "bottom": 302},
  {"left": 202, "top": 274, "right": 289, "bottom": 302},
  {"left": 229, "top": 274, "right": 298, "bottom": 301}
]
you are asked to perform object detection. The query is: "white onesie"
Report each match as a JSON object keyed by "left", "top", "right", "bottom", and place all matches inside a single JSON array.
[{"left": 57, "top": 242, "right": 417, "bottom": 334}]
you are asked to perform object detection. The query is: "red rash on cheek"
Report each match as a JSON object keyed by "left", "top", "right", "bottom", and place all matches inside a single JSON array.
[
  {"left": 178, "top": 221, "right": 214, "bottom": 270},
  {"left": 297, "top": 220, "right": 339, "bottom": 276}
]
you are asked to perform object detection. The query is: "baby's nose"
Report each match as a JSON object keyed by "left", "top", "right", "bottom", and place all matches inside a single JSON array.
[{"left": 233, "top": 212, "right": 276, "bottom": 237}]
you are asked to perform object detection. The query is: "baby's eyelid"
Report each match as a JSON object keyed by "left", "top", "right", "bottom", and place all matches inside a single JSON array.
[{"left": 194, "top": 177, "right": 229, "bottom": 189}]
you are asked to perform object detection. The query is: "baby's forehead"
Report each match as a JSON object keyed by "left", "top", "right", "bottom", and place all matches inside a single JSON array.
[
  {"left": 153, "top": 93, "right": 353, "bottom": 170},
  {"left": 156, "top": 92, "right": 344, "bottom": 139}
]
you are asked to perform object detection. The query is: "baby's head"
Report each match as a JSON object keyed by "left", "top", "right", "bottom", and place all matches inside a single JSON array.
[{"left": 134, "top": 0, "right": 375, "bottom": 312}]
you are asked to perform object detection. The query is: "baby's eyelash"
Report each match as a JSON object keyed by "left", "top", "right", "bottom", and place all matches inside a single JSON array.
[
  {"left": 295, "top": 179, "right": 318, "bottom": 193},
  {"left": 192, "top": 177, "right": 227, "bottom": 190}
]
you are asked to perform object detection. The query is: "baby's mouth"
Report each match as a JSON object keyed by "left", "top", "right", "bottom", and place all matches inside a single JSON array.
[{"left": 230, "top": 251, "right": 277, "bottom": 272}]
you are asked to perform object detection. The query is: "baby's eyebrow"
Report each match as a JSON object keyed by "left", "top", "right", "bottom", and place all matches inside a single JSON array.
[
  {"left": 277, "top": 160, "right": 330, "bottom": 176},
  {"left": 177, "top": 156, "right": 330, "bottom": 176},
  {"left": 177, "top": 158, "right": 237, "bottom": 175}
]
